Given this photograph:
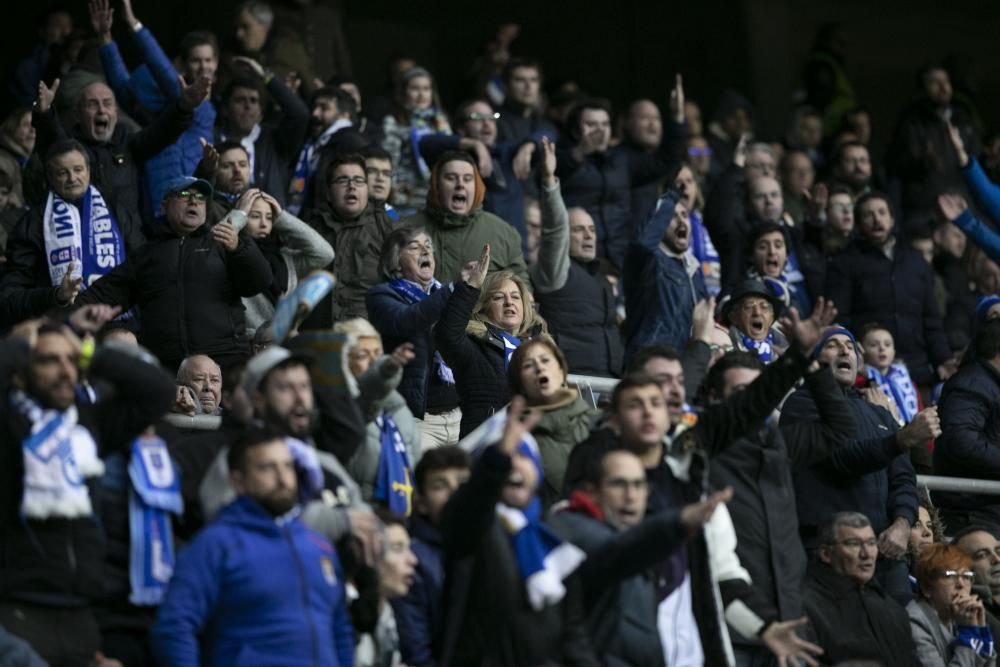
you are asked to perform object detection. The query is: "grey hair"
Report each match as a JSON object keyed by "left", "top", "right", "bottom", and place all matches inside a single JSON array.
[
  {"left": 239, "top": 0, "right": 274, "bottom": 25},
  {"left": 747, "top": 142, "right": 774, "bottom": 158},
  {"left": 818, "top": 511, "right": 871, "bottom": 545},
  {"left": 378, "top": 224, "right": 430, "bottom": 282}
]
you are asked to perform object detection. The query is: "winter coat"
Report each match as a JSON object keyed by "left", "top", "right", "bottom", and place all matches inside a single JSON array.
[
  {"left": 824, "top": 239, "right": 951, "bottom": 387},
  {"left": 150, "top": 496, "right": 355, "bottom": 667},
  {"left": 75, "top": 209, "right": 272, "bottom": 369},
  {"left": 406, "top": 206, "right": 528, "bottom": 287},
  {"left": 305, "top": 202, "right": 394, "bottom": 324},
  {"left": 709, "top": 366, "right": 855, "bottom": 647},
  {"left": 907, "top": 598, "right": 997, "bottom": 667},
  {"left": 528, "top": 388, "right": 597, "bottom": 508},
  {"left": 537, "top": 256, "right": 624, "bottom": 377},
  {"left": 391, "top": 514, "right": 444, "bottom": 667},
  {"left": 0, "top": 192, "right": 146, "bottom": 327},
  {"left": 0, "top": 339, "right": 174, "bottom": 607},
  {"left": 367, "top": 280, "right": 456, "bottom": 419},
  {"left": 495, "top": 100, "right": 558, "bottom": 146},
  {"left": 934, "top": 360, "right": 1000, "bottom": 530},
  {"left": 434, "top": 281, "right": 546, "bottom": 438},
  {"left": 623, "top": 190, "right": 708, "bottom": 356},
  {"left": 347, "top": 357, "right": 421, "bottom": 503},
  {"left": 962, "top": 157, "right": 1000, "bottom": 234},
  {"left": 781, "top": 385, "right": 918, "bottom": 545},
  {"left": 555, "top": 120, "right": 686, "bottom": 270},
  {"left": 803, "top": 561, "right": 916, "bottom": 667}
]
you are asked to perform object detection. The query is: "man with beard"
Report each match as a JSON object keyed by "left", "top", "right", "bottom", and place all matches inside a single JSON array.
[
  {"left": 623, "top": 189, "right": 708, "bottom": 355},
  {"left": 152, "top": 429, "right": 355, "bottom": 666},
  {"left": 831, "top": 141, "right": 874, "bottom": 198}
]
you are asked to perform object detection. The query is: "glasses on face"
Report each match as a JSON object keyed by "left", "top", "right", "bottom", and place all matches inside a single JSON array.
[
  {"left": 740, "top": 299, "right": 774, "bottom": 313},
  {"left": 837, "top": 538, "right": 878, "bottom": 550},
  {"left": 687, "top": 146, "right": 712, "bottom": 157},
  {"left": 465, "top": 112, "right": 500, "bottom": 122},
  {"left": 331, "top": 176, "right": 367, "bottom": 188},
  {"left": 403, "top": 241, "right": 433, "bottom": 254},
  {"left": 172, "top": 189, "right": 207, "bottom": 202},
  {"left": 939, "top": 570, "right": 976, "bottom": 583}
]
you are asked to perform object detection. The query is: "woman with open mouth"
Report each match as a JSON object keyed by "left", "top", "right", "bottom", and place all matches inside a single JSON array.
[
  {"left": 436, "top": 244, "right": 551, "bottom": 438},
  {"left": 506, "top": 338, "right": 597, "bottom": 508}
]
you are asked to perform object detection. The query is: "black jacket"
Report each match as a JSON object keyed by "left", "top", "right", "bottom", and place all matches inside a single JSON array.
[
  {"left": 934, "top": 359, "right": 1000, "bottom": 530},
  {"left": 0, "top": 196, "right": 146, "bottom": 327},
  {"left": 824, "top": 239, "right": 951, "bottom": 387},
  {"left": 709, "top": 366, "right": 855, "bottom": 646},
  {"left": 536, "top": 257, "right": 624, "bottom": 378},
  {"left": 366, "top": 281, "right": 458, "bottom": 418},
  {"left": 438, "top": 445, "right": 596, "bottom": 667},
  {"left": 781, "top": 385, "right": 918, "bottom": 545},
  {"left": 0, "top": 339, "right": 174, "bottom": 606},
  {"left": 803, "top": 561, "right": 916, "bottom": 667},
  {"left": 75, "top": 222, "right": 272, "bottom": 369}
]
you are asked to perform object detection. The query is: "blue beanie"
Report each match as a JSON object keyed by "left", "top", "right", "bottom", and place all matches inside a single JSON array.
[
  {"left": 976, "top": 295, "right": 1000, "bottom": 324},
  {"left": 813, "top": 325, "right": 861, "bottom": 361}
]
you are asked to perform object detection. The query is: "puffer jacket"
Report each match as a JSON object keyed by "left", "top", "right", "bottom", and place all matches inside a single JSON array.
[
  {"left": 75, "top": 209, "right": 272, "bottom": 369},
  {"left": 305, "top": 202, "right": 393, "bottom": 323},
  {"left": 528, "top": 388, "right": 597, "bottom": 508}
]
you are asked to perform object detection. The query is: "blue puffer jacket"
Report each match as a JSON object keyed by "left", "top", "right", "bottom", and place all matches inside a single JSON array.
[
  {"left": 623, "top": 189, "right": 707, "bottom": 356},
  {"left": 391, "top": 514, "right": 445, "bottom": 667},
  {"left": 151, "top": 496, "right": 355, "bottom": 667},
  {"left": 100, "top": 28, "right": 215, "bottom": 217}
]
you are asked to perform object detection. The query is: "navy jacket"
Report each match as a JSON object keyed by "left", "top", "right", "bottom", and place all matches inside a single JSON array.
[
  {"left": 391, "top": 514, "right": 444, "bottom": 667},
  {"left": 781, "top": 385, "right": 918, "bottom": 545},
  {"left": 623, "top": 190, "right": 707, "bottom": 357},
  {"left": 151, "top": 496, "right": 354, "bottom": 667}
]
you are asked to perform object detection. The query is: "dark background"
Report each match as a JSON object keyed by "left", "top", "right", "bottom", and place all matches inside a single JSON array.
[{"left": 5, "top": 0, "right": 1000, "bottom": 155}]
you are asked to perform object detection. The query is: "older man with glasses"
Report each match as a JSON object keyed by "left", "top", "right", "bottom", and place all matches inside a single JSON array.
[{"left": 75, "top": 175, "right": 272, "bottom": 371}]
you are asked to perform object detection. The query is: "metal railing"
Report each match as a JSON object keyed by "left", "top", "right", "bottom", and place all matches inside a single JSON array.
[{"left": 162, "top": 413, "right": 222, "bottom": 430}]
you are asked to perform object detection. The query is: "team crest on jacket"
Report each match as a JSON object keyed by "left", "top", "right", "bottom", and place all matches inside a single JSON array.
[{"left": 320, "top": 556, "right": 337, "bottom": 586}]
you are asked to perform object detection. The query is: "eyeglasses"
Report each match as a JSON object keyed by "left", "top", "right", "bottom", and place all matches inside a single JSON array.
[
  {"left": 465, "top": 112, "right": 500, "bottom": 122},
  {"left": 172, "top": 189, "right": 207, "bottom": 202},
  {"left": 331, "top": 176, "right": 367, "bottom": 188},
  {"left": 837, "top": 538, "right": 878, "bottom": 550},
  {"left": 939, "top": 570, "right": 976, "bottom": 583},
  {"left": 739, "top": 299, "right": 774, "bottom": 313},
  {"left": 687, "top": 146, "right": 712, "bottom": 157}
]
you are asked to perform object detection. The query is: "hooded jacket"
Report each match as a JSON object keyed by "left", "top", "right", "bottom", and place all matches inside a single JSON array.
[
  {"left": 405, "top": 161, "right": 528, "bottom": 285},
  {"left": 528, "top": 388, "right": 597, "bottom": 508},
  {"left": 151, "top": 496, "right": 355, "bottom": 667}
]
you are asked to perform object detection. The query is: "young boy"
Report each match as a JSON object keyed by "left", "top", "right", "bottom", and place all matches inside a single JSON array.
[
  {"left": 859, "top": 322, "right": 921, "bottom": 425},
  {"left": 390, "top": 445, "right": 470, "bottom": 666}
]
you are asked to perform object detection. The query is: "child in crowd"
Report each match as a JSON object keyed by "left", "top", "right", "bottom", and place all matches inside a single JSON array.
[{"left": 859, "top": 322, "right": 921, "bottom": 425}]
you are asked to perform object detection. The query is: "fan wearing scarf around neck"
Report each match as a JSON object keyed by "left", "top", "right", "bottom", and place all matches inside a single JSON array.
[
  {"left": 3, "top": 139, "right": 135, "bottom": 323},
  {"left": 366, "top": 224, "right": 462, "bottom": 448},
  {"left": 439, "top": 397, "right": 587, "bottom": 666},
  {"left": 380, "top": 66, "right": 452, "bottom": 215},
  {"left": 1, "top": 311, "right": 176, "bottom": 661},
  {"left": 235, "top": 188, "right": 334, "bottom": 337},
  {"left": 748, "top": 221, "right": 812, "bottom": 319},
  {"left": 334, "top": 317, "right": 421, "bottom": 515},
  {"left": 859, "top": 322, "right": 921, "bottom": 426},
  {"left": 507, "top": 338, "right": 598, "bottom": 509},
  {"left": 435, "top": 243, "right": 550, "bottom": 439},
  {"left": 722, "top": 277, "right": 790, "bottom": 365}
]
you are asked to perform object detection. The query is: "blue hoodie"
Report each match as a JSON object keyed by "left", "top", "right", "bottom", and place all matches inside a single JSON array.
[{"left": 151, "top": 496, "right": 354, "bottom": 667}]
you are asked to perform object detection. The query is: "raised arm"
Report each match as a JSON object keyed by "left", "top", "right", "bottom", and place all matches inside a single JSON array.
[
  {"left": 529, "top": 137, "right": 570, "bottom": 294},
  {"left": 939, "top": 194, "right": 1000, "bottom": 265},
  {"left": 782, "top": 365, "right": 856, "bottom": 467},
  {"left": 267, "top": 194, "right": 335, "bottom": 276}
]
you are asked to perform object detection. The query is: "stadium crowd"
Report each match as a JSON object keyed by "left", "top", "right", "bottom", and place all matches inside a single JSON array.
[{"left": 4, "top": 2, "right": 1000, "bottom": 666}]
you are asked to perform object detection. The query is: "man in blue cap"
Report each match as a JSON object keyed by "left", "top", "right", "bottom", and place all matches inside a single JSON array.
[
  {"left": 76, "top": 175, "right": 272, "bottom": 371},
  {"left": 781, "top": 324, "right": 939, "bottom": 605}
]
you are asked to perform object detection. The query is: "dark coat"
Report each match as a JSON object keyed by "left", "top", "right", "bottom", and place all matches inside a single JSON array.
[
  {"left": 556, "top": 121, "right": 686, "bottom": 270},
  {"left": 75, "top": 222, "right": 272, "bottom": 369},
  {"left": 0, "top": 339, "right": 174, "bottom": 606},
  {"left": 0, "top": 195, "right": 146, "bottom": 327},
  {"left": 537, "top": 257, "right": 624, "bottom": 378},
  {"left": 803, "top": 561, "right": 917, "bottom": 667},
  {"left": 709, "top": 366, "right": 855, "bottom": 646},
  {"left": 495, "top": 100, "right": 558, "bottom": 146},
  {"left": 823, "top": 239, "right": 951, "bottom": 387},
  {"left": 781, "top": 385, "right": 918, "bottom": 545},
  {"left": 391, "top": 514, "right": 444, "bottom": 667},
  {"left": 367, "top": 281, "right": 456, "bottom": 418},
  {"left": 934, "top": 360, "right": 1000, "bottom": 531},
  {"left": 623, "top": 190, "right": 708, "bottom": 356}
]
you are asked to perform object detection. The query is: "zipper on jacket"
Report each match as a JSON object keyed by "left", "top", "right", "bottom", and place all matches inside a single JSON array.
[
  {"left": 284, "top": 527, "right": 320, "bottom": 666},
  {"left": 177, "top": 237, "right": 188, "bottom": 356}
]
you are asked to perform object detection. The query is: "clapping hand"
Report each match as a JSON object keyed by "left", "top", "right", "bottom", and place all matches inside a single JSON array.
[{"left": 466, "top": 244, "right": 491, "bottom": 289}]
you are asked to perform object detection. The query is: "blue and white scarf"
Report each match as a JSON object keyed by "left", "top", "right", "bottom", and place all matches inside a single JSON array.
[
  {"left": 127, "top": 435, "right": 182, "bottom": 605},
  {"left": 740, "top": 330, "right": 777, "bottom": 363},
  {"left": 500, "top": 331, "right": 521, "bottom": 369},
  {"left": 956, "top": 626, "right": 995, "bottom": 659},
  {"left": 389, "top": 278, "right": 455, "bottom": 384},
  {"left": 689, "top": 210, "right": 721, "bottom": 296},
  {"left": 866, "top": 363, "right": 920, "bottom": 424},
  {"left": 373, "top": 414, "right": 413, "bottom": 516},
  {"left": 42, "top": 186, "right": 126, "bottom": 289},
  {"left": 462, "top": 413, "right": 585, "bottom": 610},
  {"left": 287, "top": 118, "right": 353, "bottom": 215},
  {"left": 14, "top": 390, "right": 104, "bottom": 519}
]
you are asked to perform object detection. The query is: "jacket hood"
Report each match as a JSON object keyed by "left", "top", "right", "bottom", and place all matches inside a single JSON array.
[
  {"left": 425, "top": 159, "right": 487, "bottom": 226},
  {"left": 318, "top": 201, "right": 382, "bottom": 229},
  {"left": 465, "top": 318, "right": 550, "bottom": 347}
]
